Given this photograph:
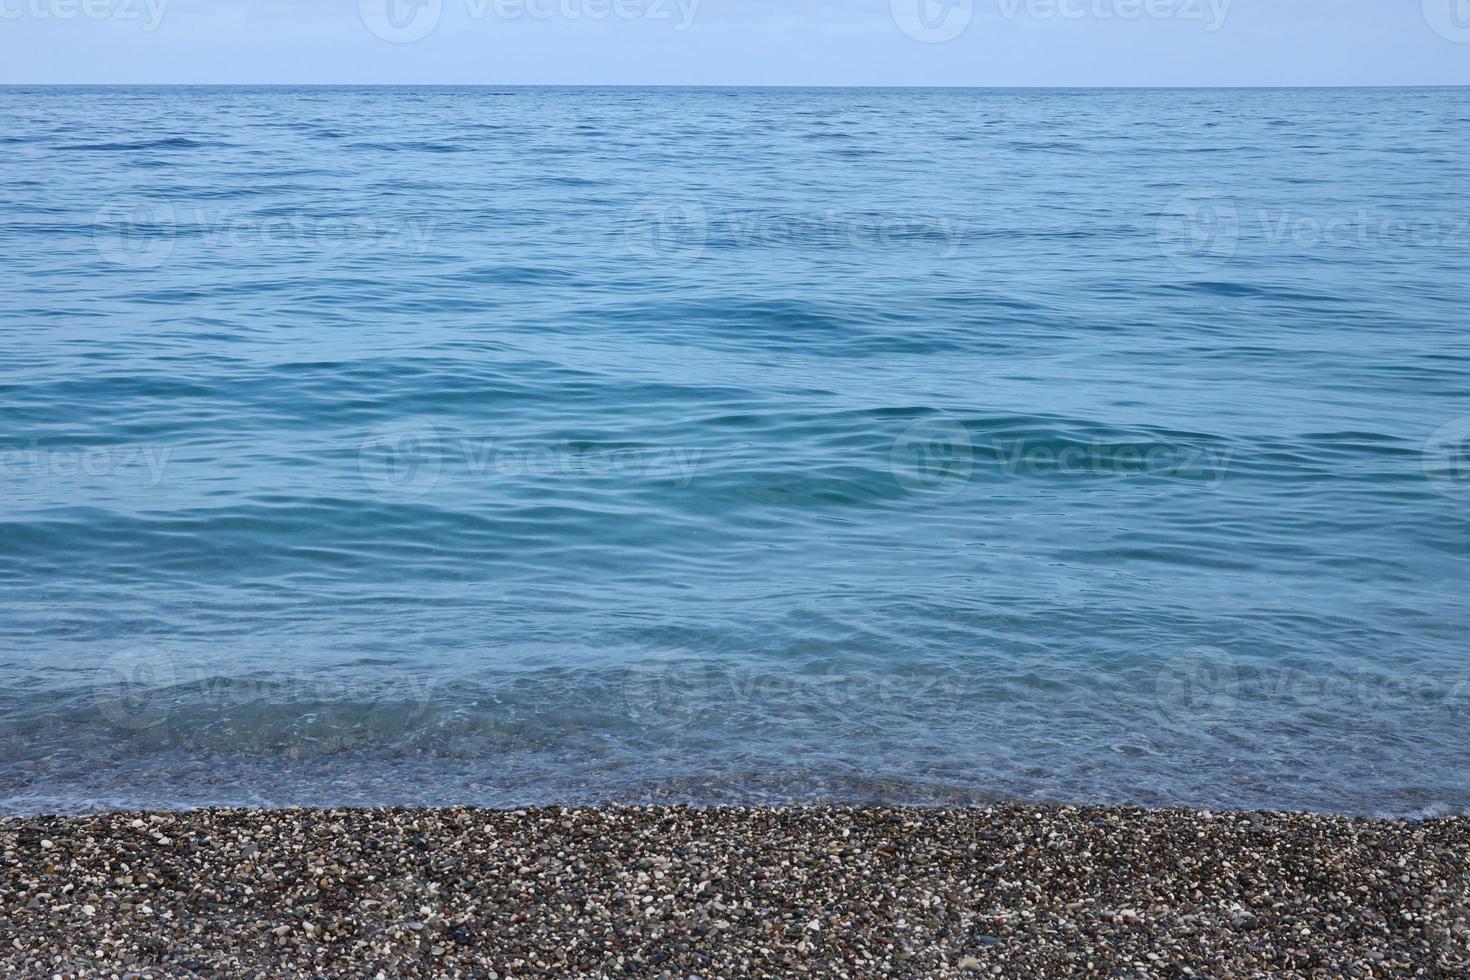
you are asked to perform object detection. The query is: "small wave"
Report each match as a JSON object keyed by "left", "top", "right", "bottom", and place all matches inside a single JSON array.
[{"left": 59, "top": 136, "right": 224, "bottom": 151}]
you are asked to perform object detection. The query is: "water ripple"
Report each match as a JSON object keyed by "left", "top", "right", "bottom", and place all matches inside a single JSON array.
[{"left": 1, "top": 86, "right": 1469, "bottom": 815}]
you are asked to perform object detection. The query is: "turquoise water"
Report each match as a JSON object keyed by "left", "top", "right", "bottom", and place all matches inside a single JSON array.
[{"left": 2, "top": 86, "right": 1469, "bottom": 815}]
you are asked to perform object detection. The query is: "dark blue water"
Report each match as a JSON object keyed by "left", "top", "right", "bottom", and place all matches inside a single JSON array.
[{"left": 2, "top": 86, "right": 1468, "bottom": 816}]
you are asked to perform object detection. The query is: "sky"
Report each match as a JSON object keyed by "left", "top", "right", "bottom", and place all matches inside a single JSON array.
[{"left": 1, "top": 0, "right": 1468, "bottom": 86}]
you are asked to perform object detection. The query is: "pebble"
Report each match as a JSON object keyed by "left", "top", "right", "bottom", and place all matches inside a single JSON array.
[{"left": 0, "top": 804, "right": 1466, "bottom": 977}]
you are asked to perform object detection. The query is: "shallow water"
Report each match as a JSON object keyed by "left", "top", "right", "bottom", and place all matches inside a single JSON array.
[{"left": 2, "top": 86, "right": 1468, "bottom": 815}]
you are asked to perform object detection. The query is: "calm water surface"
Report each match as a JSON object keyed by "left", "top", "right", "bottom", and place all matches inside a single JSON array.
[{"left": 1, "top": 86, "right": 1468, "bottom": 815}]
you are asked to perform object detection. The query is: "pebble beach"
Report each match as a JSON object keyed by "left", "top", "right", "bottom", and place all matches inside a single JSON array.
[{"left": 4, "top": 805, "right": 1468, "bottom": 977}]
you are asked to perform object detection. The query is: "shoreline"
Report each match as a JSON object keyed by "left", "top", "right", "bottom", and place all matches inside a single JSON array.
[{"left": 5, "top": 804, "right": 1468, "bottom": 977}]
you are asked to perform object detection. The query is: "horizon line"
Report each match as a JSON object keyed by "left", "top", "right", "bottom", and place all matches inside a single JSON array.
[{"left": 3, "top": 82, "right": 1468, "bottom": 89}]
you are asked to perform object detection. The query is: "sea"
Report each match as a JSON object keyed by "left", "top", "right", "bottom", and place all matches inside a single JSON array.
[{"left": 1, "top": 86, "right": 1468, "bottom": 816}]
